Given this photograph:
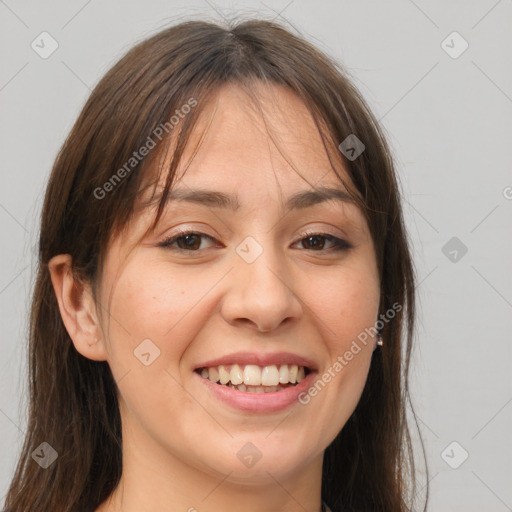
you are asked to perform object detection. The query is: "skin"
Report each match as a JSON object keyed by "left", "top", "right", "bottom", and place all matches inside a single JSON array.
[{"left": 49, "top": 83, "right": 381, "bottom": 512}]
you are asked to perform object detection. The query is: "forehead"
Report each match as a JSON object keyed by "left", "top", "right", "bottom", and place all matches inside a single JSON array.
[
  {"left": 145, "top": 82, "right": 357, "bottom": 206},
  {"left": 110, "top": 84, "right": 371, "bottom": 264}
]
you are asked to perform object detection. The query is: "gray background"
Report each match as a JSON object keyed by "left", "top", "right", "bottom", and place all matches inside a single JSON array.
[{"left": 1, "top": 1, "right": 511, "bottom": 510}]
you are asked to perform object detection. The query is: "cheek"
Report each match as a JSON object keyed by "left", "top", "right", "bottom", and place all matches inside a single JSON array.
[
  {"left": 300, "top": 254, "right": 379, "bottom": 425},
  {"left": 101, "top": 260, "right": 233, "bottom": 380},
  {"left": 99, "top": 264, "right": 210, "bottom": 426},
  {"left": 100, "top": 263, "right": 200, "bottom": 370},
  {"left": 310, "top": 263, "right": 380, "bottom": 349}
]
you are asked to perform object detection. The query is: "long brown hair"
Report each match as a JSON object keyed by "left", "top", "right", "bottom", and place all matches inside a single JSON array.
[{"left": 3, "top": 18, "right": 425, "bottom": 512}]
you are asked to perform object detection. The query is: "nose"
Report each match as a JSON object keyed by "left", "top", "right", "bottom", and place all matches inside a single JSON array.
[{"left": 220, "top": 244, "right": 303, "bottom": 333}]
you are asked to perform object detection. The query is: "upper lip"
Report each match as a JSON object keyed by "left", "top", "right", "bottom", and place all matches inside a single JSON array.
[{"left": 193, "top": 351, "right": 318, "bottom": 371}]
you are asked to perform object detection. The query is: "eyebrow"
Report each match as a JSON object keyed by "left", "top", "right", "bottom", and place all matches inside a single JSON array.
[{"left": 143, "top": 186, "right": 356, "bottom": 212}]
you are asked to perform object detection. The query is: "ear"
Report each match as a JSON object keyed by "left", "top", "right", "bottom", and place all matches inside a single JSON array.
[{"left": 48, "top": 254, "right": 108, "bottom": 361}]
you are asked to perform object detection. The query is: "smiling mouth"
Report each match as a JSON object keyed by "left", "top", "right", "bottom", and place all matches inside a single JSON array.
[{"left": 195, "top": 363, "right": 311, "bottom": 393}]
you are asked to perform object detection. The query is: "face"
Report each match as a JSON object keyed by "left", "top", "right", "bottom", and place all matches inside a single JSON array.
[{"left": 94, "top": 83, "right": 380, "bottom": 486}]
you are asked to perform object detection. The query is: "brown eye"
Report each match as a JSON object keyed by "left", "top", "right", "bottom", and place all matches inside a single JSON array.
[
  {"left": 301, "top": 234, "right": 327, "bottom": 250},
  {"left": 175, "top": 234, "right": 202, "bottom": 250},
  {"left": 158, "top": 231, "right": 216, "bottom": 251},
  {"left": 297, "top": 233, "right": 352, "bottom": 252}
]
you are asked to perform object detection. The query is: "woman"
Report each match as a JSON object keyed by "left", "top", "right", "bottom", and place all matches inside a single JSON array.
[{"left": 3, "top": 18, "right": 424, "bottom": 512}]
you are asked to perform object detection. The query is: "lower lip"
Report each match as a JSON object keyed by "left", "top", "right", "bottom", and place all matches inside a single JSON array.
[{"left": 193, "top": 370, "right": 318, "bottom": 413}]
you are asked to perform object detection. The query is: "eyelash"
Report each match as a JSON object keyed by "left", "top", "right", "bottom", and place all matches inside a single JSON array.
[{"left": 157, "top": 229, "right": 352, "bottom": 253}]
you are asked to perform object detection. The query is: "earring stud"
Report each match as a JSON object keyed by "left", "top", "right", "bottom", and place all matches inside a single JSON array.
[{"left": 376, "top": 334, "right": 383, "bottom": 346}]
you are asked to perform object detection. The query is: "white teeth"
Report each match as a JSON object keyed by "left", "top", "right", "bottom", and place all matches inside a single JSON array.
[
  {"left": 243, "top": 365, "right": 261, "bottom": 386},
  {"left": 236, "top": 384, "right": 285, "bottom": 393},
  {"left": 208, "top": 366, "right": 219, "bottom": 382},
  {"left": 198, "top": 363, "right": 310, "bottom": 389},
  {"left": 218, "top": 365, "right": 230, "bottom": 385},
  {"left": 230, "top": 364, "right": 244, "bottom": 385},
  {"left": 261, "top": 365, "right": 280, "bottom": 386},
  {"left": 289, "top": 365, "right": 298, "bottom": 384},
  {"left": 279, "top": 364, "right": 289, "bottom": 384}
]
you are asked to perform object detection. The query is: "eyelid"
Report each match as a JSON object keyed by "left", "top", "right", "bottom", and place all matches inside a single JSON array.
[
  {"left": 295, "top": 230, "right": 353, "bottom": 251},
  {"left": 158, "top": 229, "right": 219, "bottom": 251},
  {"left": 157, "top": 228, "right": 352, "bottom": 253}
]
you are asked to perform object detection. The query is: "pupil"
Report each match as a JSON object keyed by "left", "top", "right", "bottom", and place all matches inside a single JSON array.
[
  {"left": 180, "top": 234, "right": 199, "bottom": 250},
  {"left": 305, "top": 235, "right": 324, "bottom": 250}
]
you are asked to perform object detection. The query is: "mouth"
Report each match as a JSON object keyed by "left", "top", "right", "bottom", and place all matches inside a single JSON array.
[{"left": 194, "top": 364, "right": 312, "bottom": 394}]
